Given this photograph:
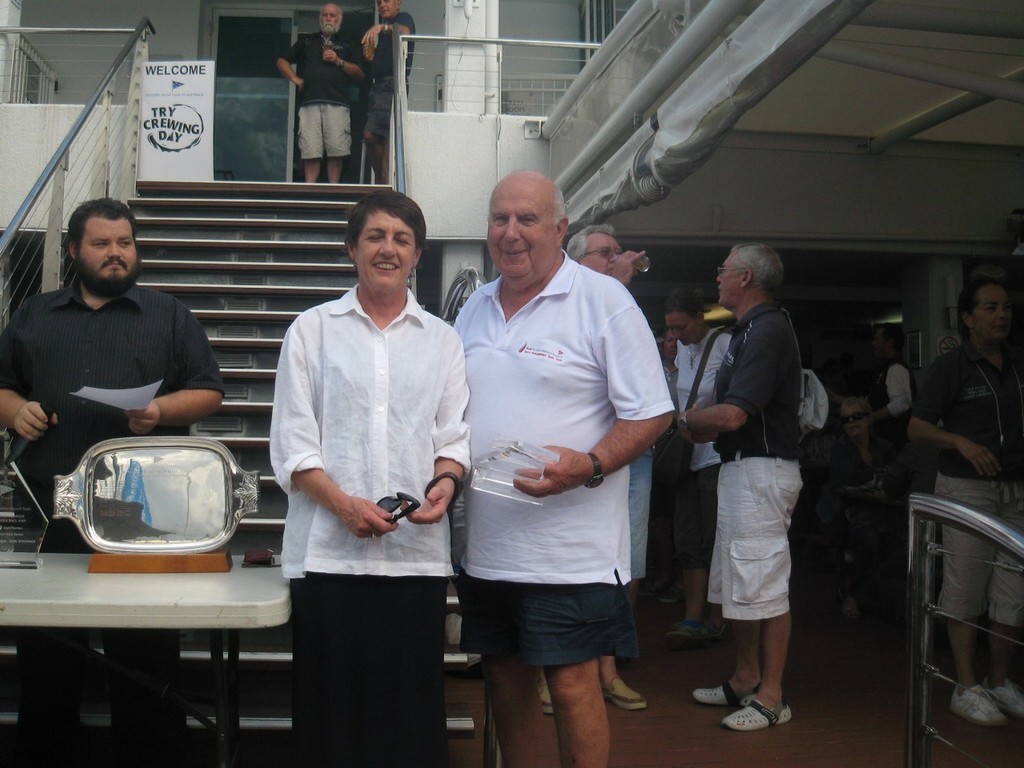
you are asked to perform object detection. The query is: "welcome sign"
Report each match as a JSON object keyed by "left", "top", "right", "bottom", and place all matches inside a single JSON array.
[{"left": 137, "top": 61, "right": 215, "bottom": 181}]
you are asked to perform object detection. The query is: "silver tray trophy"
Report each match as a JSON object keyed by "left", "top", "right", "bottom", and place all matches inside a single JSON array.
[
  {"left": 0, "top": 460, "right": 49, "bottom": 569},
  {"left": 52, "top": 436, "right": 259, "bottom": 554}
]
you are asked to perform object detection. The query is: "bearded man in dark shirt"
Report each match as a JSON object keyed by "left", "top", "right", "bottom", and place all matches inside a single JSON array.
[{"left": 0, "top": 197, "right": 223, "bottom": 767}]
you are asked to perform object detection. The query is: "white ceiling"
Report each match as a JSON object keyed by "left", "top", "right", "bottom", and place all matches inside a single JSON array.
[
  {"left": 735, "top": 0, "right": 1024, "bottom": 148},
  {"left": 578, "top": 1, "right": 1024, "bottom": 333}
]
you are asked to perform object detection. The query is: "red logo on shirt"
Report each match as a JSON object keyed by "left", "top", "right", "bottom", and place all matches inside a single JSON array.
[{"left": 518, "top": 342, "right": 565, "bottom": 363}]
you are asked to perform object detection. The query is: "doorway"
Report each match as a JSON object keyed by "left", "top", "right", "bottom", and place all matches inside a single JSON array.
[
  {"left": 211, "top": 6, "right": 375, "bottom": 184},
  {"left": 212, "top": 10, "right": 293, "bottom": 181}
]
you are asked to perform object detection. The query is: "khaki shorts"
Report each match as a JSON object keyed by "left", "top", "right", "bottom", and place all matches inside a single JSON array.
[
  {"left": 935, "top": 473, "right": 1024, "bottom": 626},
  {"left": 297, "top": 103, "right": 351, "bottom": 159}
]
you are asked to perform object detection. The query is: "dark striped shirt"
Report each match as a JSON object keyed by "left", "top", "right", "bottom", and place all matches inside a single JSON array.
[
  {"left": 713, "top": 302, "right": 802, "bottom": 461},
  {"left": 0, "top": 284, "right": 223, "bottom": 486}
]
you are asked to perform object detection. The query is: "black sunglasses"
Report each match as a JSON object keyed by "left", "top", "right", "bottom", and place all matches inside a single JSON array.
[
  {"left": 377, "top": 492, "right": 421, "bottom": 522},
  {"left": 839, "top": 412, "right": 869, "bottom": 425}
]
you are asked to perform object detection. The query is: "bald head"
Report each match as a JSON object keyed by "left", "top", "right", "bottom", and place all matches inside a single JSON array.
[
  {"left": 487, "top": 171, "right": 569, "bottom": 298},
  {"left": 489, "top": 171, "right": 566, "bottom": 219}
]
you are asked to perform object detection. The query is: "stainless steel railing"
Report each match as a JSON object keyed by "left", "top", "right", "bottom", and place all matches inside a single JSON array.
[
  {"left": 0, "top": 19, "right": 153, "bottom": 328},
  {"left": 398, "top": 33, "right": 599, "bottom": 118},
  {"left": 905, "top": 491, "right": 1024, "bottom": 768}
]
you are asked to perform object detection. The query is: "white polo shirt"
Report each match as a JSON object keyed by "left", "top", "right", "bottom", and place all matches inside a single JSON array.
[{"left": 455, "top": 256, "right": 673, "bottom": 585}]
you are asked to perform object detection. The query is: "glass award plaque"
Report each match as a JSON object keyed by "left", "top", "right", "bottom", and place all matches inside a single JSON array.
[
  {"left": 469, "top": 441, "right": 560, "bottom": 506},
  {"left": 0, "top": 462, "right": 48, "bottom": 569}
]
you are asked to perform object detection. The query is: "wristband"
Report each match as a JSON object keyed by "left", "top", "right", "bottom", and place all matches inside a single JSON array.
[{"left": 424, "top": 471, "right": 463, "bottom": 511}]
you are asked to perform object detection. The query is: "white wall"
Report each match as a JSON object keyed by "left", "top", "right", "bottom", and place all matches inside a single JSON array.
[
  {"left": 0, "top": 104, "right": 79, "bottom": 221},
  {"left": 404, "top": 110, "right": 547, "bottom": 240},
  {"left": 21, "top": 0, "right": 200, "bottom": 60}
]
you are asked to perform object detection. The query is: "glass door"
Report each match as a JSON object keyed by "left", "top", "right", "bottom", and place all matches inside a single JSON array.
[{"left": 212, "top": 11, "right": 293, "bottom": 181}]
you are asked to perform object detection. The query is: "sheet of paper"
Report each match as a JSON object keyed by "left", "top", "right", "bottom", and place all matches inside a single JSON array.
[{"left": 71, "top": 379, "right": 163, "bottom": 410}]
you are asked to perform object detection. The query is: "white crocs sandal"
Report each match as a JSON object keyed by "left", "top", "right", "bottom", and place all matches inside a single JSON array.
[
  {"left": 721, "top": 699, "right": 792, "bottom": 731},
  {"left": 692, "top": 681, "right": 759, "bottom": 707}
]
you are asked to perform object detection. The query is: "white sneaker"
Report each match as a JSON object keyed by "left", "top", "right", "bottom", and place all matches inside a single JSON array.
[
  {"left": 950, "top": 685, "right": 1007, "bottom": 726},
  {"left": 984, "top": 678, "right": 1024, "bottom": 719}
]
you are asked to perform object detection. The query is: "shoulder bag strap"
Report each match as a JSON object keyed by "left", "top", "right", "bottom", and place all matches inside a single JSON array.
[{"left": 685, "top": 328, "right": 725, "bottom": 410}]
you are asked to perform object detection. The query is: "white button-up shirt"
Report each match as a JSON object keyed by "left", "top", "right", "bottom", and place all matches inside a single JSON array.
[{"left": 271, "top": 289, "right": 471, "bottom": 579}]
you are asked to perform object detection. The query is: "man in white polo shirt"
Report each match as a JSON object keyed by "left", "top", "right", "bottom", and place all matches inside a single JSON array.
[{"left": 454, "top": 171, "right": 673, "bottom": 767}]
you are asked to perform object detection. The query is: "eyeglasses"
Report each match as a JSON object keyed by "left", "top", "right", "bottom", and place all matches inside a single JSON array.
[
  {"left": 716, "top": 266, "right": 747, "bottom": 276},
  {"left": 839, "top": 412, "right": 869, "bottom": 425},
  {"left": 582, "top": 247, "right": 623, "bottom": 260}
]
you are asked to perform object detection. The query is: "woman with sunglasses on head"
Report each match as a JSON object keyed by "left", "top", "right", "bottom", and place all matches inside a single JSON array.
[
  {"left": 909, "top": 274, "right": 1024, "bottom": 728},
  {"left": 816, "top": 396, "right": 898, "bottom": 618}
]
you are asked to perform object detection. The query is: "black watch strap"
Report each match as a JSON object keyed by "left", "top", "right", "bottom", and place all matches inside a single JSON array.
[{"left": 583, "top": 452, "right": 604, "bottom": 488}]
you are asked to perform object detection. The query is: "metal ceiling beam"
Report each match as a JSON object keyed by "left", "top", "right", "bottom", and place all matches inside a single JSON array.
[
  {"left": 818, "top": 39, "right": 1024, "bottom": 104},
  {"left": 851, "top": 2, "right": 1024, "bottom": 40},
  {"left": 552, "top": 0, "right": 751, "bottom": 195},
  {"left": 869, "top": 65, "right": 1024, "bottom": 153}
]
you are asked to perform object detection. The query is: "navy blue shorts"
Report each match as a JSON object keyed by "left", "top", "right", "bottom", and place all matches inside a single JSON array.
[
  {"left": 365, "top": 76, "right": 395, "bottom": 138},
  {"left": 456, "top": 573, "right": 639, "bottom": 666}
]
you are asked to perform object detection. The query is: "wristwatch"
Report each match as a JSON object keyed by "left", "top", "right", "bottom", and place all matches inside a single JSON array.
[
  {"left": 679, "top": 409, "right": 689, "bottom": 429},
  {"left": 583, "top": 452, "right": 604, "bottom": 488}
]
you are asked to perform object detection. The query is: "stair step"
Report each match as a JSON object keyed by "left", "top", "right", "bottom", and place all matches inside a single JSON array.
[
  {"left": 146, "top": 259, "right": 354, "bottom": 273},
  {"left": 144, "top": 282, "right": 342, "bottom": 297},
  {"left": 238, "top": 516, "right": 286, "bottom": 532},
  {"left": 138, "top": 237, "right": 344, "bottom": 252},
  {"left": 220, "top": 369, "right": 278, "bottom": 380},
  {"left": 136, "top": 179, "right": 382, "bottom": 201},
  {"left": 193, "top": 310, "right": 300, "bottom": 322},
  {"left": 137, "top": 216, "right": 348, "bottom": 231},
  {"left": 217, "top": 437, "right": 270, "bottom": 449},
  {"left": 210, "top": 338, "right": 283, "bottom": 349},
  {"left": 132, "top": 196, "right": 354, "bottom": 209},
  {"left": 129, "top": 197, "right": 360, "bottom": 220},
  {"left": 215, "top": 402, "right": 272, "bottom": 414}
]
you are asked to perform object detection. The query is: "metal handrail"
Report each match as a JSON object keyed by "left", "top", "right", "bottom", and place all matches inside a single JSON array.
[
  {"left": 0, "top": 18, "right": 154, "bottom": 262},
  {"left": 402, "top": 33, "right": 599, "bottom": 51},
  {"left": 0, "top": 27, "right": 140, "bottom": 34},
  {"left": 905, "top": 492, "right": 1024, "bottom": 767},
  {"left": 398, "top": 32, "right": 600, "bottom": 120},
  {"left": 440, "top": 266, "right": 483, "bottom": 325},
  {"left": 392, "top": 24, "right": 407, "bottom": 194}
]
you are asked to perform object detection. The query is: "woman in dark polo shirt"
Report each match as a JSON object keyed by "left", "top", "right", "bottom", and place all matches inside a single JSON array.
[{"left": 909, "top": 274, "right": 1024, "bottom": 727}]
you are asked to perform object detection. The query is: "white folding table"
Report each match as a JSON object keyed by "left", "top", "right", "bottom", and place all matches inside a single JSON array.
[{"left": 0, "top": 553, "right": 291, "bottom": 767}]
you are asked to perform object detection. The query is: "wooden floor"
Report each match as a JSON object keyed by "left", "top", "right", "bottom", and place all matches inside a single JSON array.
[
  {"left": 447, "top": 551, "right": 1024, "bottom": 768},
  {"left": 2, "top": 544, "right": 1020, "bottom": 767}
]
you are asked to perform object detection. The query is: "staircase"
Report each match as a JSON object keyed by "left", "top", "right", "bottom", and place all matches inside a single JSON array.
[{"left": 131, "top": 179, "right": 371, "bottom": 547}]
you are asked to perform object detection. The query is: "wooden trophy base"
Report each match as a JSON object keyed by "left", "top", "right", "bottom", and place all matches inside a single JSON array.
[{"left": 88, "top": 547, "right": 233, "bottom": 573}]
